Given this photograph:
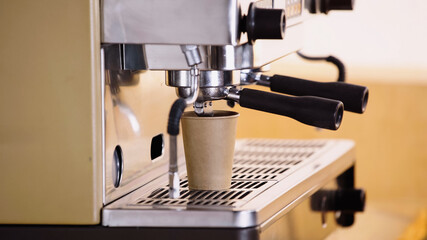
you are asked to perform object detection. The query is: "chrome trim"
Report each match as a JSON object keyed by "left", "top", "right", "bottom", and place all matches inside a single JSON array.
[
  {"left": 101, "top": 47, "right": 106, "bottom": 204},
  {"left": 167, "top": 71, "right": 238, "bottom": 88},
  {"left": 142, "top": 25, "right": 303, "bottom": 70},
  {"left": 101, "top": 0, "right": 306, "bottom": 71},
  {"left": 102, "top": 0, "right": 241, "bottom": 45},
  {"left": 103, "top": 209, "right": 257, "bottom": 228}
]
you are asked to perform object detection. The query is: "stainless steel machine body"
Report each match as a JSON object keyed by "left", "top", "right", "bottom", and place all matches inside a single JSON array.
[
  {"left": 101, "top": 0, "right": 305, "bottom": 70},
  {"left": 101, "top": 0, "right": 365, "bottom": 235},
  {"left": 102, "top": 0, "right": 310, "bottom": 205},
  {"left": 0, "top": 0, "right": 365, "bottom": 239},
  {"left": 102, "top": 0, "right": 306, "bottom": 70}
]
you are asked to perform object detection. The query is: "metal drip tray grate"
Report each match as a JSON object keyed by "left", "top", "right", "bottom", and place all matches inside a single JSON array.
[
  {"left": 231, "top": 166, "right": 289, "bottom": 180},
  {"left": 130, "top": 139, "right": 327, "bottom": 209},
  {"left": 232, "top": 139, "right": 325, "bottom": 180},
  {"left": 103, "top": 139, "right": 355, "bottom": 228},
  {"left": 242, "top": 139, "right": 327, "bottom": 148},
  {"left": 133, "top": 179, "right": 273, "bottom": 208}
]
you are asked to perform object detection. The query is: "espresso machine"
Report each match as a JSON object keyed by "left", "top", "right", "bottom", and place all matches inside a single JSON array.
[{"left": 0, "top": 0, "right": 367, "bottom": 239}]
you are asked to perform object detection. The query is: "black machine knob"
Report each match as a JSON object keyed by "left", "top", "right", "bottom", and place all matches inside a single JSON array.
[
  {"left": 245, "top": 3, "right": 286, "bottom": 43},
  {"left": 336, "top": 212, "right": 356, "bottom": 227},
  {"left": 310, "top": 189, "right": 366, "bottom": 227},
  {"left": 321, "top": 0, "right": 354, "bottom": 14},
  {"left": 311, "top": 189, "right": 366, "bottom": 212}
]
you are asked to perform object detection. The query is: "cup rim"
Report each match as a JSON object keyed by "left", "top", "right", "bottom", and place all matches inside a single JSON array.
[{"left": 181, "top": 110, "right": 239, "bottom": 119}]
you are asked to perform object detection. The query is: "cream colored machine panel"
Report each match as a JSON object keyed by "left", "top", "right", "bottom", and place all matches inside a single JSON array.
[{"left": 0, "top": 0, "right": 102, "bottom": 224}]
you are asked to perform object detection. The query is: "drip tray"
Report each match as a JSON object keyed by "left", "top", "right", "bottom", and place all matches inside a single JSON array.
[
  {"left": 103, "top": 139, "right": 355, "bottom": 228},
  {"left": 134, "top": 179, "right": 273, "bottom": 209}
]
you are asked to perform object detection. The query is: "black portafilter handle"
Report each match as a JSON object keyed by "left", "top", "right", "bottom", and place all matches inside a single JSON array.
[
  {"left": 268, "top": 75, "right": 369, "bottom": 114},
  {"left": 238, "top": 89, "right": 344, "bottom": 130}
]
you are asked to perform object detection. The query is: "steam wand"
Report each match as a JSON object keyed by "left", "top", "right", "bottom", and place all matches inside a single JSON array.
[{"left": 167, "top": 45, "right": 202, "bottom": 199}]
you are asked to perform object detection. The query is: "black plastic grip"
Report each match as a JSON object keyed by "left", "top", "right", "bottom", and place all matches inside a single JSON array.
[
  {"left": 239, "top": 89, "right": 344, "bottom": 130},
  {"left": 310, "top": 189, "right": 366, "bottom": 212},
  {"left": 167, "top": 98, "right": 187, "bottom": 136},
  {"left": 269, "top": 75, "right": 368, "bottom": 113}
]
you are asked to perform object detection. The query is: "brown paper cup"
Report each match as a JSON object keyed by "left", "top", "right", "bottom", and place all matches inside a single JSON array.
[{"left": 181, "top": 110, "right": 239, "bottom": 190}]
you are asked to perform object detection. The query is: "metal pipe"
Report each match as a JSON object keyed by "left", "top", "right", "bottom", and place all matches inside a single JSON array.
[
  {"left": 185, "top": 66, "right": 200, "bottom": 105},
  {"left": 168, "top": 135, "right": 180, "bottom": 199}
]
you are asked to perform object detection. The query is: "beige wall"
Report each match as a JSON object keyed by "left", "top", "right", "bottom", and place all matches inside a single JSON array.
[{"left": 301, "top": 0, "right": 427, "bottom": 78}]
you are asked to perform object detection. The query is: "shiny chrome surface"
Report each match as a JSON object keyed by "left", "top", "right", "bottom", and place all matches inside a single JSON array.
[
  {"left": 226, "top": 88, "right": 241, "bottom": 102},
  {"left": 102, "top": 0, "right": 306, "bottom": 70},
  {"left": 103, "top": 66, "right": 181, "bottom": 204},
  {"left": 102, "top": 0, "right": 241, "bottom": 45},
  {"left": 142, "top": 25, "right": 303, "bottom": 70},
  {"left": 103, "top": 139, "right": 355, "bottom": 227},
  {"left": 180, "top": 45, "right": 202, "bottom": 67},
  {"left": 183, "top": 66, "right": 200, "bottom": 105},
  {"left": 168, "top": 135, "right": 180, "bottom": 199},
  {"left": 168, "top": 70, "right": 240, "bottom": 101},
  {"left": 167, "top": 70, "right": 238, "bottom": 88},
  {"left": 194, "top": 101, "right": 214, "bottom": 116},
  {"left": 102, "top": 0, "right": 304, "bottom": 46}
]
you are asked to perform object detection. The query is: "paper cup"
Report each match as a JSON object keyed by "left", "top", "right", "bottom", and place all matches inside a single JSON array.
[{"left": 181, "top": 110, "right": 239, "bottom": 190}]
